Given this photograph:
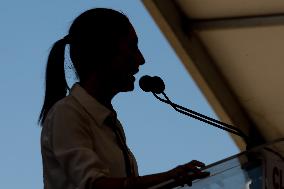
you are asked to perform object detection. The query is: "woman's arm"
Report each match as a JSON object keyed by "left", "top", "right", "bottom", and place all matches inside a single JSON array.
[
  {"left": 93, "top": 171, "right": 170, "bottom": 189},
  {"left": 92, "top": 160, "right": 210, "bottom": 189}
]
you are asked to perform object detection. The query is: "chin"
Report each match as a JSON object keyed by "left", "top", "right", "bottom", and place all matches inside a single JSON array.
[
  {"left": 121, "top": 85, "right": 135, "bottom": 92},
  {"left": 115, "top": 76, "right": 135, "bottom": 92},
  {"left": 119, "top": 82, "right": 135, "bottom": 92}
]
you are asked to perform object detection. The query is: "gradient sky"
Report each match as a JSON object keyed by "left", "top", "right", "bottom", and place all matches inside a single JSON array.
[{"left": 0, "top": 1, "right": 240, "bottom": 188}]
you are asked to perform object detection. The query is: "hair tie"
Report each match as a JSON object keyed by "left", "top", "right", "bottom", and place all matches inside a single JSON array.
[{"left": 62, "top": 35, "right": 71, "bottom": 44}]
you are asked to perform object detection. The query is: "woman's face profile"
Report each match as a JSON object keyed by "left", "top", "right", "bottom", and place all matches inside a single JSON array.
[{"left": 107, "top": 25, "right": 145, "bottom": 92}]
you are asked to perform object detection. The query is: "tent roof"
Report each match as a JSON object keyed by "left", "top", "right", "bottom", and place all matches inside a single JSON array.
[{"left": 143, "top": 0, "right": 284, "bottom": 150}]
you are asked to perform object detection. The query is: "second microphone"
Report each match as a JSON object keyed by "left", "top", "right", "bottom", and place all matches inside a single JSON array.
[{"left": 139, "top": 75, "right": 165, "bottom": 94}]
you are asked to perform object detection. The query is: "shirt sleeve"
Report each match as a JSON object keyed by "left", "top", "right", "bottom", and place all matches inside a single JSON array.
[{"left": 47, "top": 102, "right": 109, "bottom": 189}]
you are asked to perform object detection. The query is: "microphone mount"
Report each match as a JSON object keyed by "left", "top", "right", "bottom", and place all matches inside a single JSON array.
[
  {"left": 139, "top": 75, "right": 251, "bottom": 144},
  {"left": 152, "top": 91, "right": 250, "bottom": 143}
]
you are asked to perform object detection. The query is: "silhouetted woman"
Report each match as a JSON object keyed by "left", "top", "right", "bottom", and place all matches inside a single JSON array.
[{"left": 39, "top": 8, "right": 208, "bottom": 189}]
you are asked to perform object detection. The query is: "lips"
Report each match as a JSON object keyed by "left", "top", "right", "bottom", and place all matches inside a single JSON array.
[
  {"left": 128, "top": 69, "right": 139, "bottom": 81},
  {"left": 127, "top": 69, "right": 139, "bottom": 78},
  {"left": 131, "top": 69, "right": 139, "bottom": 75},
  {"left": 124, "top": 67, "right": 139, "bottom": 83}
]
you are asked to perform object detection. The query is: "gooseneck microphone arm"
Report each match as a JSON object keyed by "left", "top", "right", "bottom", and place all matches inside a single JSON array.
[
  {"left": 139, "top": 75, "right": 250, "bottom": 144},
  {"left": 152, "top": 92, "right": 249, "bottom": 142}
]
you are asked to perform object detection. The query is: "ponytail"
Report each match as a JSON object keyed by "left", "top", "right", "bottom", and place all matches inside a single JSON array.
[{"left": 38, "top": 38, "right": 68, "bottom": 126}]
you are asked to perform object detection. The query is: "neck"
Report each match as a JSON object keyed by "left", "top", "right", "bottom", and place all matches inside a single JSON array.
[{"left": 80, "top": 78, "right": 118, "bottom": 111}]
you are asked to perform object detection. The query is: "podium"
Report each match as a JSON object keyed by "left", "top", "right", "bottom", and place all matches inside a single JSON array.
[{"left": 152, "top": 138, "right": 284, "bottom": 189}]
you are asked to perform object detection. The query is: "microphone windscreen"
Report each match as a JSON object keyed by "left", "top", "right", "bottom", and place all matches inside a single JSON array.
[
  {"left": 139, "top": 75, "right": 165, "bottom": 94},
  {"left": 139, "top": 75, "right": 152, "bottom": 92}
]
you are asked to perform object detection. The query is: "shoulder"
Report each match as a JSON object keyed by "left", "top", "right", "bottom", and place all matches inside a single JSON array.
[
  {"left": 41, "top": 95, "right": 95, "bottom": 151},
  {"left": 43, "top": 95, "right": 89, "bottom": 128}
]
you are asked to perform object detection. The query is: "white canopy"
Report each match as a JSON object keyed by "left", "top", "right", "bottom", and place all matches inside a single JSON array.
[{"left": 143, "top": 0, "right": 284, "bottom": 150}]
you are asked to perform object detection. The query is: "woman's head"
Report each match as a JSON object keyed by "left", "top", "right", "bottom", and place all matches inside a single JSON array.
[
  {"left": 39, "top": 8, "right": 144, "bottom": 125},
  {"left": 68, "top": 8, "right": 132, "bottom": 82}
]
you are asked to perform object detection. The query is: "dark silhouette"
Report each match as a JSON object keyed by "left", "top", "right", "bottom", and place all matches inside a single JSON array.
[{"left": 39, "top": 8, "right": 208, "bottom": 189}]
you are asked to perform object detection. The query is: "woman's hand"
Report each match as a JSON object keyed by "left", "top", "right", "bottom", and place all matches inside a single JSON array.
[{"left": 167, "top": 160, "right": 210, "bottom": 187}]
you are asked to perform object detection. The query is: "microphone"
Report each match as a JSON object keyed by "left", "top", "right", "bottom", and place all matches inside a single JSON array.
[{"left": 139, "top": 75, "right": 165, "bottom": 94}]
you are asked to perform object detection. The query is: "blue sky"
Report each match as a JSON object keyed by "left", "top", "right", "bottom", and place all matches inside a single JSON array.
[{"left": 0, "top": 1, "right": 240, "bottom": 188}]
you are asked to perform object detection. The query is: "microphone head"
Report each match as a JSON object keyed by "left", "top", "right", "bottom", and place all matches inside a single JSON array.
[{"left": 139, "top": 75, "right": 165, "bottom": 94}]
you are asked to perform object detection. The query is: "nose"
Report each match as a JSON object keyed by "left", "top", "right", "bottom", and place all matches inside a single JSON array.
[{"left": 137, "top": 49, "right": 145, "bottom": 66}]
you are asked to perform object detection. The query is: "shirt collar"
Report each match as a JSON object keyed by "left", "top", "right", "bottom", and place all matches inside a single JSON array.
[{"left": 70, "top": 83, "right": 113, "bottom": 127}]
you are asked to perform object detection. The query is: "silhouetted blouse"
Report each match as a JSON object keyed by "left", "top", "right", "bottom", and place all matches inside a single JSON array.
[{"left": 41, "top": 83, "right": 138, "bottom": 189}]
